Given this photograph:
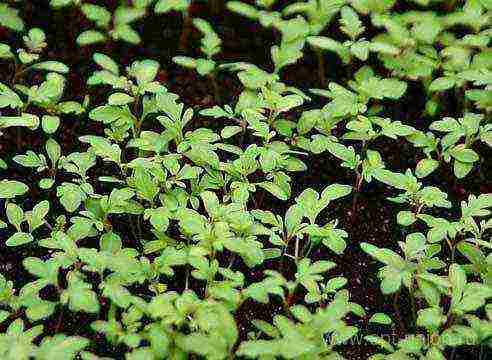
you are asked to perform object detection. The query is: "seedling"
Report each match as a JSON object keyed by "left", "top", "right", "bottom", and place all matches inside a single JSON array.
[{"left": 0, "top": 1, "right": 490, "bottom": 359}]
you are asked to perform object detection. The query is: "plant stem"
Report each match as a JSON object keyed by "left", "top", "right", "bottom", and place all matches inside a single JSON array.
[
  {"left": 316, "top": 50, "right": 326, "bottom": 88},
  {"left": 136, "top": 216, "right": 143, "bottom": 245},
  {"left": 302, "top": 240, "right": 313, "bottom": 258},
  {"left": 179, "top": 11, "right": 193, "bottom": 51},
  {"left": 445, "top": 0, "right": 458, "bottom": 11},
  {"left": 409, "top": 284, "right": 417, "bottom": 326},
  {"left": 209, "top": 73, "right": 220, "bottom": 102},
  {"left": 132, "top": 96, "right": 142, "bottom": 139},
  {"left": 227, "top": 253, "right": 236, "bottom": 269},
  {"left": 393, "top": 292, "right": 406, "bottom": 333},
  {"left": 294, "top": 236, "right": 300, "bottom": 262},
  {"left": 54, "top": 305, "right": 64, "bottom": 332},
  {"left": 185, "top": 267, "right": 190, "bottom": 290},
  {"left": 446, "top": 238, "right": 455, "bottom": 262},
  {"left": 129, "top": 216, "right": 139, "bottom": 246},
  {"left": 351, "top": 170, "right": 363, "bottom": 223}
]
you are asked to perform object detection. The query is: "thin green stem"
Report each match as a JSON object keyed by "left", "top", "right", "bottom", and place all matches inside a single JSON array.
[{"left": 294, "top": 236, "right": 300, "bottom": 263}]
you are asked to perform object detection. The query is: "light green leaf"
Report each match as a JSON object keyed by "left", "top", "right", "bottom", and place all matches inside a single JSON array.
[
  {"left": 0, "top": 180, "right": 29, "bottom": 198},
  {"left": 0, "top": 82, "right": 23, "bottom": 109},
  {"left": 369, "top": 313, "right": 393, "bottom": 325},
  {"left": 6, "top": 232, "right": 34, "bottom": 246},
  {"left": 0, "top": 4, "right": 24, "bottom": 32},
  {"left": 429, "top": 77, "right": 455, "bottom": 92},
  {"left": 77, "top": 30, "right": 106, "bottom": 46},
  {"left": 257, "top": 182, "right": 289, "bottom": 201},
  {"left": 33, "top": 61, "right": 69, "bottom": 74},
  {"left": 6, "top": 203, "right": 24, "bottom": 231},
  {"left": 108, "top": 93, "right": 134, "bottom": 105},
  {"left": 450, "top": 146, "right": 479, "bottom": 163},
  {"left": 42, "top": 115, "right": 60, "bottom": 134},
  {"left": 415, "top": 158, "right": 439, "bottom": 178}
]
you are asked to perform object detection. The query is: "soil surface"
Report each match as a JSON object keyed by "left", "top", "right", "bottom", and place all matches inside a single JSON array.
[{"left": 1, "top": 1, "right": 491, "bottom": 359}]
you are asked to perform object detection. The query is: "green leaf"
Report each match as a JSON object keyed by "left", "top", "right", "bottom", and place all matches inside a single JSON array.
[
  {"left": 0, "top": 82, "right": 23, "bottom": 109},
  {"left": 195, "top": 59, "right": 215, "bottom": 75},
  {"left": 37, "top": 334, "right": 89, "bottom": 360},
  {"left": 429, "top": 77, "right": 455, "bottom": 92},
  {"left": 397, "top": 210, "right": 416, "bottom": 226},
  {"left": 155, "top": 0, "right": 190, "bottom": 13},
  {"left": 364, "top": 335, "right": 395, "bottom": 352},
  {"left": 77, "top": 30, "right": 106, "bottom": 46},
  {"left": 257, "top": 182, "right": 289, "bottom": 201},
  {"left": 50, "top": 0, "right": 77, "bottom": 8},
  {"left": 415, "top": 158, "right": 439, "bottom": 178},
  {"left": 173, "top": 56, "right": 197, "bottom": 69},
  {"left": 449, "top": 264, "right": 466, "bottom": 309},
  {"left": 440, "top": 325, "right": 478, "bottom": 347},
  {"left": 93, "top": 53, "right": 119, "bottom": 74},
  {"left": 454, "top": 160, "right": 474, "bottom": 179},
  {"left": 23, "top": 257, "right": 58, "bottom": 282},
  {"left": 373, "top": 169, "right": 412, "bottom": 191},
  {"left": 33, "top": 61, "right": 69, "bottom": 74},
  {"left": 111, "top": 25, "right": 141, "bottom": 44},
  {"left": 0, "top": 180, "right": 29, "bottom": 198},
  {"left": 360, "top": 242, "right": 406, "bottom": 269},
  {"left": 295, "top": 258, "right": 336, "bottom": 297},
  {"left": 39, "top": 178, "right": 55, "bottom": 189},
  {"left": 42, "top": 115, "right": 60, "bottom": 134},
  {"left": 79, "top": 135, "right": 121, "bottom": 164},
  {"left": 46, "top": 138, "right": 62, "bottom": 167},
  {"left": 58, "top": 101, "right": 84, "bottom": 114},
  {"left": 30, "top": 200, "right": 50, "bottom": 232},
  {"left": 307, "top": 36, "right": 348, "bottom": 62},
  {"left": 177, "top": 208, "right": 208, "bottom": 235},
  {"left": 221, "top": 126, "right": 242, "bottom": 139},
  {"left": 81, "top": 4, "right": 111, "bottom": 28},
  {"left": 481, "top": 131, "right": 492, "bottom": 147},
  {"left": 226, "top": 1, "right": 259, "bottom": 19},
  {"left": 6, "top": 232, "right": 34, "bottom": 246},
  {"left": 0, "top": 4, "right": 24, "bottom": 32},
  {"left": 340, "top": 6, "right": 365, "bottom": 40},
  {"left": 0, "top": 113, "right": 39, "bottom": 130},
  {"left": 416, "top": 307, "right": 446, "bottom": 332},
  {"left": 0, "top": 43, "right": 14, "bottom": 59},
  {"left": 430, "top": 117, "right": 461, "bottom": 132},
  {"left": 108, "top": 93, "right": 134, "bottom": 105},
  {"left": 236, "top": 340, "right": 282, "bottom": 358},
  {"left": 320, "top": 183, "right": 352, "bottom": 203},
  {"left": 61, "top": 272, "right": 100, "bottom": 314},
  {"left": 450, "top": 146, "right": 479, "bottom": 163},
  {"left": 127, "top": 59, "right": 160, "bottom": 85},
  {"left": 14, "top": 151, "right": 46, "bottom": 168},
  {"left": 57, "top": 183, "right": 86, "bottom": 212},
  {"left": 325, "top": 277, "right": 348, "bottom": 292},
  {"left": 23, "top": 28, "right": 47, "bottom": 52},
  {"left": 416, "top": 186, "right": 451, "bottom": 208},
  {"left": 100, "top": 231, "right": 122, "bottom": 254},
  {"left": 369, "top": 313, "right": 393, "bottom": 325},
  {"left": 133, "top": 166, "right": 159, "bottom": 202},
  {"left": 7, "top": 203, "right": 24, "bottom": 231}
]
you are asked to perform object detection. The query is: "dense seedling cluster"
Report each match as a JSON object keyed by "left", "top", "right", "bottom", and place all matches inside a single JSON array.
[{"left": 0, "top": 0, "right": 491, "bottom": 359}]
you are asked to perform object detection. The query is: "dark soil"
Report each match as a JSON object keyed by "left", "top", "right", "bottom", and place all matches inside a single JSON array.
[{"left": 1, "top": 1, "right": 491, "bottom": 359}]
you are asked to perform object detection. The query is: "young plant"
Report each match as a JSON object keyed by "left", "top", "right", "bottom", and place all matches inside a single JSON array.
[
  {"left": 154, "top": 0, "right": 192, "bottom": 49},
  {"left": 77, "top": 4, "right": 147, "bottom": 46},
  {"left": 0, "top": 1, "right": 491, "bottom": 359},
  {"left": 173, "top": 18, "right": 222, "bottom": 98}
]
